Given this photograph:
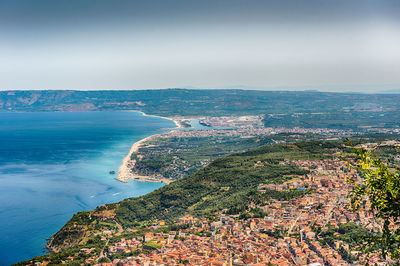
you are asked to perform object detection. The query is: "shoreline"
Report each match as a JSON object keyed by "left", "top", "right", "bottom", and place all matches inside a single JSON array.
[
  {"left": 116, "top": 112, "right": 179, "bottom": 184},
  {"left": 137, "top": 111, "right": 184, "bottom": 129}
]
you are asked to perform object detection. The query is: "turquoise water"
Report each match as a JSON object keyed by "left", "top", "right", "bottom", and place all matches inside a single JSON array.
[{"left": 0, "top": 111, "right": 175, "bottom": 265}]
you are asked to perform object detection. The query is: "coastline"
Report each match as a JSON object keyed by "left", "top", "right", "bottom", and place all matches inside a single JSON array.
[
  {"left": 137, "top": 111, "right": 183, "bottom": 129},
  {"left": 116, "top": 111, "right": 179, "bottom": 184}
]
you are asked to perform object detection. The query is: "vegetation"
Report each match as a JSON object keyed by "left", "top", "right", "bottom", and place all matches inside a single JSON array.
[
  {"left": 20, "top": 138, "right": 400, "bottom": 264},
  {"left": 2, "top": 90, "right": 400, "bottom": 130},
  {"left": 318, "top": 223, "right": 370, "bottom": 263},
  {"left": 263, "top": 111, "right": 400, "bottom": 130},
  {"left": 44, "top": 141, "right": 338, "bottom": 253},
  {"left": 347, "top": 141, "right": 400, "bottom": 261},
  {"left": 14, "top": 237, "right": 105, "bottom": 265},
  {"left": 115, "top": 143, "right": 311, "bottom": 226},
  {"left": 133, "top": 133, "right": 324, "bottom": 180}
]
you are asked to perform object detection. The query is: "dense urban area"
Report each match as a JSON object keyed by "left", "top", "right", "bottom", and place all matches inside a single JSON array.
[{"left": 18, "top": 138, "right": 400, "bottom": 265}]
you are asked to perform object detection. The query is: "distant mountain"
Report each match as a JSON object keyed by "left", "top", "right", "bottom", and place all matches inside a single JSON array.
[
  {"left": 1, "top": 89, "right": 400, "bottom": 118},
  {"left": 379, "top": 89, "right": 400, "bottom": 94}
]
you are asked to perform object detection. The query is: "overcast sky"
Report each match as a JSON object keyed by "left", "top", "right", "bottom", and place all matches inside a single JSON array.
[{"left": 0, "top": 0, "right": 399, "bottom": 92}]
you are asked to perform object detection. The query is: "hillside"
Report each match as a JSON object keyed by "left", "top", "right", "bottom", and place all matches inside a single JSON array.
[
  {"left": 17, "top": 138, "right": 400, "bottom": 265},
  {"left": 128, "top": 133, "right": 324, "bottom": 181},
  {"left": 2, "top": 89, "right": 400, "bottom": 131},
  {"left": 0, "top": 89, "right": 398, "bottom": 115},
  {"left": 15, "top": 141, "right": 346, "bottom": 265}
]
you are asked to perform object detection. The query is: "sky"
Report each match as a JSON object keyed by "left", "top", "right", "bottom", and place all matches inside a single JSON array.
[{"left": 0, "top": 0, "right": 399, "bottom": 92}]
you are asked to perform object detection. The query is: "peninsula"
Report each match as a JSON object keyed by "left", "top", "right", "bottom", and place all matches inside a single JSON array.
[{"left": 116, "top": 133, "right": 173, "bottom": 184}]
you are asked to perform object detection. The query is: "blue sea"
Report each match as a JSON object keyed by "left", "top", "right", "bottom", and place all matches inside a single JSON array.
[{"left": 0, "top": 111, "right": 175, "bottom": 265}]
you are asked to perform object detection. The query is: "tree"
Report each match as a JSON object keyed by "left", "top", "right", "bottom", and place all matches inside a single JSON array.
[{"left": 347, "top": 141, "right": 400, "bottom": 261}]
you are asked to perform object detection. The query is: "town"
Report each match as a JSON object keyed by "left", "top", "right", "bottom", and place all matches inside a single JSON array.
[
  {"left": 125, "top": 115, "right": 358, "bottom": 183},
  {"left": 58, "top": 154, "right": 389, "bottom": 265}
]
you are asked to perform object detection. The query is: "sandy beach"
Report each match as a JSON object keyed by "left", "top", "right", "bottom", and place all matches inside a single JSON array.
[
  {"left": 115, "top": 135, "right": 156, "bottom": 182},
  {"left": 116, "top": 134, "right": 173, "bottom": 184},
  {"left": 116, "top": 112, "right": 179, "bottom": 184},
  {"left": 138, "top": 111, "right": 184, "bottom": 129}
]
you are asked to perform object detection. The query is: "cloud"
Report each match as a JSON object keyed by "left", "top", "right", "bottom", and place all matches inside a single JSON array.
[{"left": 0, "top": 0, "right": 399, "bottom": 91}]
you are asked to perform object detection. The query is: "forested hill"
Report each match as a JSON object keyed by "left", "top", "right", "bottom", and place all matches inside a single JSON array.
[
  {"left": 1, "top": 89, "right": 400, "bottom": 117},
  {"left": 45, "top": 141, "right": 343, "bottom": 254}
]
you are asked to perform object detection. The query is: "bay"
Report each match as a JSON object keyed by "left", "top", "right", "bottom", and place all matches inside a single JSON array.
[{"left": 0, "top": 111, "right": 175, "bottom": 265}]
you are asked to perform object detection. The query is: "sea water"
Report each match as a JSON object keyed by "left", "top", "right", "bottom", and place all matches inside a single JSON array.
[{"left": 0, "top": 111, "right": 174, "bottom": 265}]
